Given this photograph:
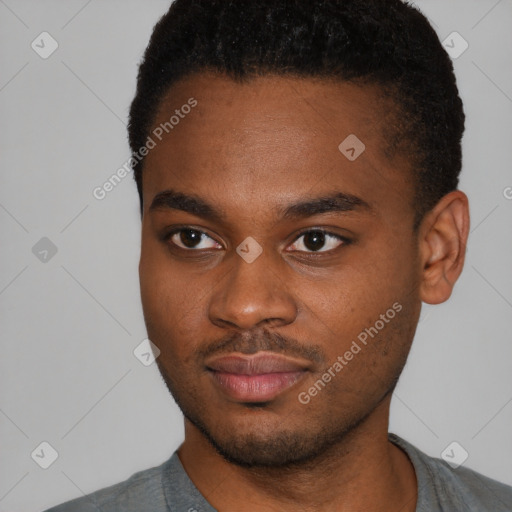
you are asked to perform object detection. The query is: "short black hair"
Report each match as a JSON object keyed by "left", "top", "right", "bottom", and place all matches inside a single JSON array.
[{"left": 128, "top": 0, "right": 465, "bottom": 228}]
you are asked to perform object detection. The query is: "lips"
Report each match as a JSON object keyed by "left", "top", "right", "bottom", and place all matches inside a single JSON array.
[{"left": 206, "top": 353, "right": 309, "bottom": 402}]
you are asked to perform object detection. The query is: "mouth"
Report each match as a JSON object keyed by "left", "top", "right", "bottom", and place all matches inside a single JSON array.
[{"left": 205, "top": 353, "right": 310, "bottom": 402}]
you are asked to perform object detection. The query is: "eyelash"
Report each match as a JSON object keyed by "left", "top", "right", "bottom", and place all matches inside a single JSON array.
[{"left": 162, "top": 227, "right": 351, "bottom": 254}]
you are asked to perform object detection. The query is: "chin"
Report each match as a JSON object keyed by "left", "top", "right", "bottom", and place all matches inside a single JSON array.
[
  {"left": 185, "top": 407, "right": 357, "bottom": 468},
  {"left": 157, "top": 359, "right": 372, "bottom": 468}
]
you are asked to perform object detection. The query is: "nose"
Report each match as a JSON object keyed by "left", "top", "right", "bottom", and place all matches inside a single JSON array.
[{"left": 208, "top": 248, "right": 298, "bottom": 330}]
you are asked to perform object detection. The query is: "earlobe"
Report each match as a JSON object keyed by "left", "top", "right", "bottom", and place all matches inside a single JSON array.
[{"left": 419, "top": 190, "right": 470, "bottom": 305}]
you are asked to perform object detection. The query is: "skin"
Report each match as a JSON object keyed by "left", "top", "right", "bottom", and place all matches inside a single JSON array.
[{"left": 138, "top": 72, "right": 470, "bottom": 511}]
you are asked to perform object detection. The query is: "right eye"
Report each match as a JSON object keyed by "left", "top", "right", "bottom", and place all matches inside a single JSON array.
[{"left": 166, "top": 228, "right": 223, "bottom": 251}]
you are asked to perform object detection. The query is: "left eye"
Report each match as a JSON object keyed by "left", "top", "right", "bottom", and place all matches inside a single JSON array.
[{"left": 288, "top": 230, "right": 345, "bottom": 253}]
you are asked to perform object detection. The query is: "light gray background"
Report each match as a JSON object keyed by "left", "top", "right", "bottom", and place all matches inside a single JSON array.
[{"left": 1, "top": 1, "right": 511, "bottom": 510}]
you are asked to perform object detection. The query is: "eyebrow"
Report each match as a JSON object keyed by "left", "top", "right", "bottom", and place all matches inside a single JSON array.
[
  {"left": 281, "top": 192, "right": 372, "bottom": 219},
  {"left": 149, "top": 189, "right": 225, "bottom": 223},
  {"left": 149, "top": 188, "right": 372, "bottom": 222}
]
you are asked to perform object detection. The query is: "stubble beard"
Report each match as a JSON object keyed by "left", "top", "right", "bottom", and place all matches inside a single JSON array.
[{"left": 156, "top": 359, "right": 399, "bottom": 469}]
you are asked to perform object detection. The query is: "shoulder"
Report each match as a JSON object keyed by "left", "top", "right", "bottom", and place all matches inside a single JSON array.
[
  {"left": 43, "top": 457, "right": 171, "bottom": 512},
  {"left": 389, "top": 434, "right": 512, "bottom": 512}
]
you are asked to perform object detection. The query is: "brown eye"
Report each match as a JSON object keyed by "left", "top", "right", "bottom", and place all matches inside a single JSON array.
[
  {"left": 169, "top": 229, "right": 221, "bottom": 250},
  {"left": 288, "top": 230, "right": 346, "bottom": 253}
]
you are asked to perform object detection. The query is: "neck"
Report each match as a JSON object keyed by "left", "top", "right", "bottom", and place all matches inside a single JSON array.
[{"left": 177, "top": 397, "right": 417, "bottom": 512}]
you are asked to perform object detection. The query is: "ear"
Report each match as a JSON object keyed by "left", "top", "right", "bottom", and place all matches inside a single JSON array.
[{"left": 418, "top": 190, "right": 470, "bottom": 305}]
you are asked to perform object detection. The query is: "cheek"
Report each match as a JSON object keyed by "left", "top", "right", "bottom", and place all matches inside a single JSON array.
[
  {"left": 297, "top": 247, "right": 418, "bottom": 354},
  {"left": 139, "top": 243, "right": 207, "bottom": 360}
]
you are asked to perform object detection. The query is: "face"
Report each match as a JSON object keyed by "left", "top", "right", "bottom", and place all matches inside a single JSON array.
[{"left": 139, "top": 73, "right": 423, "bottom": 467}]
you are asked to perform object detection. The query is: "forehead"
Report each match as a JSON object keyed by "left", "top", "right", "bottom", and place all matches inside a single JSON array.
[{"left": 142, "top": 72, "right": 413, "bottom": 225}]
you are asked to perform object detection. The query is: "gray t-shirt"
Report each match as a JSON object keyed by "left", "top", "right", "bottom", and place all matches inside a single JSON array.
[{"left": 44, "top": 433, "right": 512, "bottom": 511}]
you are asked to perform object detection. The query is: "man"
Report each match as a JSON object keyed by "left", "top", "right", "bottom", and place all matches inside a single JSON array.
[{"left": 46, "top": 0, "right": 512, "bottom": 510}]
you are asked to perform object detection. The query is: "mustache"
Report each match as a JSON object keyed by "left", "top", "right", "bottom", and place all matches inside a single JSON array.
[{"left": 197, "top": 328, "right": 326, "bottom": 365}]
